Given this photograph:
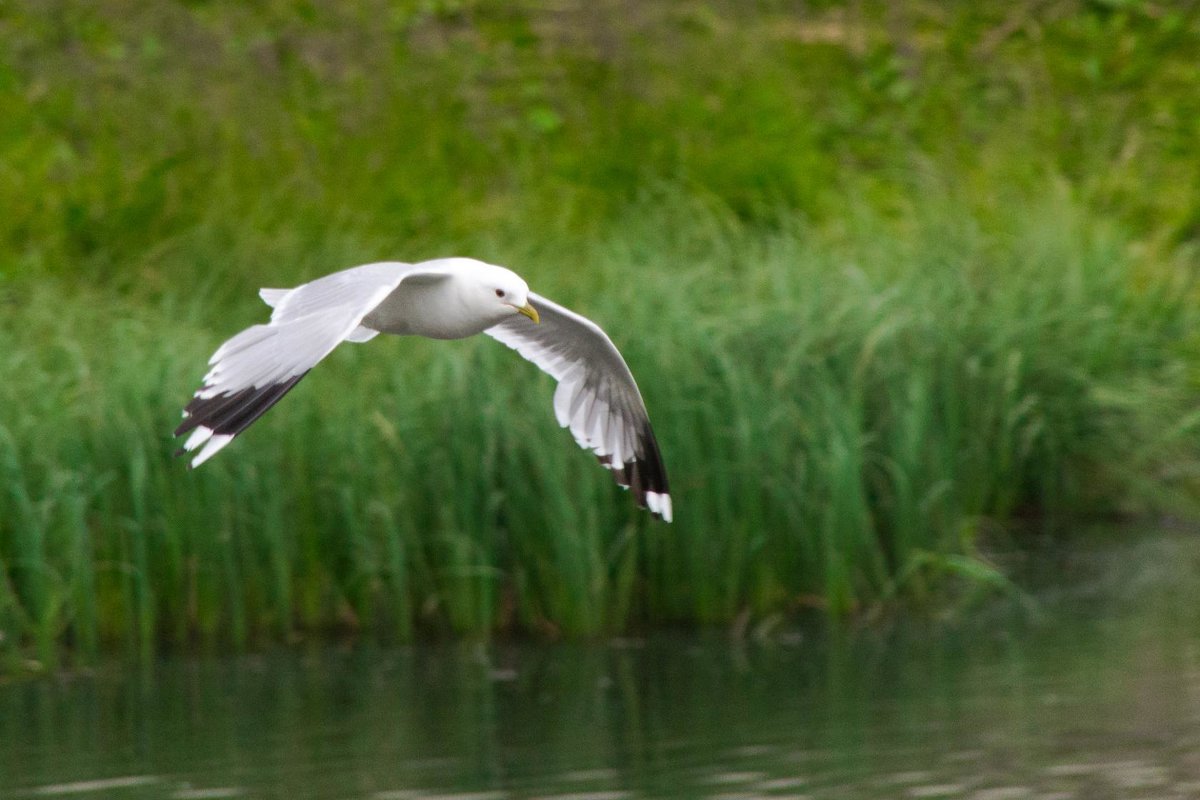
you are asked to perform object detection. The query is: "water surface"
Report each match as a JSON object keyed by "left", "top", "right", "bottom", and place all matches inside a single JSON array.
[{"left": 5, "top": 529, "right": 1200, "bottom": 799}]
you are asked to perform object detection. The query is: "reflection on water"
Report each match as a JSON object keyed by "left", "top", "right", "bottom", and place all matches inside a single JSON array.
[{"left": 4, "top": 530, "right": 1200, "bottom": 799}]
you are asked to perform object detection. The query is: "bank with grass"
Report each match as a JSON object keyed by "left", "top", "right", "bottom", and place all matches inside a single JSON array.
[{"left": 1, "top": 2, "right": 1198, "bottom": 664}]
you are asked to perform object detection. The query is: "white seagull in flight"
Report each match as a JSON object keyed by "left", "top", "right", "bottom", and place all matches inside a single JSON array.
[{"left": 174, "top": 258, "right": 672, "bottom": 521}]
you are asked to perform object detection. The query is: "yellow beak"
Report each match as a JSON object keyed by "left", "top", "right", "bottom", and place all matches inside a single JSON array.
[{"left": 517, "top": 301, "right": 540, "bottom": 324}]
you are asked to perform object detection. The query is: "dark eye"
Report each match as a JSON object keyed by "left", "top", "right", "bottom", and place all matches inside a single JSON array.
[{"left": 495, "top": 289, "right": 505, "bottom": 298}]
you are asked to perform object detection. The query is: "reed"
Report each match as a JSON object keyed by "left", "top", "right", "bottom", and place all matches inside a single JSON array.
[{"left": 1, "top": 189, "right": 1197, "bottom": 664}]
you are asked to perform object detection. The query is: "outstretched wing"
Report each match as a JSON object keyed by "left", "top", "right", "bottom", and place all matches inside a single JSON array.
[
  {"left": 174, "top": 262, "right": 438, "bottom": 467},
  {"left": 484, "top": 292, "right": 672, "bottom": 522}
]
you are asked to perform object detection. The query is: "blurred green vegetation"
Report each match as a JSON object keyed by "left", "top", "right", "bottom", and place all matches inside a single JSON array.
[
  {"left": 1, "top": 0, "right": 1199, "bottom": 664},
  {"left": 4, "top": 0, "right": 1200, "bottom": 285}
]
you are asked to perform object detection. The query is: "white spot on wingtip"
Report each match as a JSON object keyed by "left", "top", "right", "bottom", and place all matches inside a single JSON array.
[
  {"left": 190, "top": 433, "right": 233, "bottom": 468},
  {"left": 646, "top": 491, "right": 672, "bottom": 522},
  {"left": 183, "top": 425, "right": 215, "bottom": 452}
]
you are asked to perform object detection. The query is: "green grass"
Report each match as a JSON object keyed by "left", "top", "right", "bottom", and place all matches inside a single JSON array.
[
  {"left": 2, "top": 188, "right": 1199, "bottom": 664},
  {"left": 1, "top": 1, "right": 1199, "bottom": 663},
  {"left": 4, "top": 1, "right": 1199, "bottom": 288}
]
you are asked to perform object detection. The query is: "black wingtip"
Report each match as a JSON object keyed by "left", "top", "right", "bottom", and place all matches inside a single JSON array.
[
  {"left": 173, "top": 372, "right": 310, "bottom": 463},
  {"left": 597, "top": 421, "right": 671, "bottom": 521}
]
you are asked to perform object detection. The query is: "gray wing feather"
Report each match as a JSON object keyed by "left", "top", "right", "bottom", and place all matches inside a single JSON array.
[
  {"left": 485, "top": 292, "right": 672, "bottom": 521},
  {"left": 175, "top": 262, "right": 427, "bottom": 467},
  {"left": 263, "top": 262, "right": 413, "bottom": 323}
]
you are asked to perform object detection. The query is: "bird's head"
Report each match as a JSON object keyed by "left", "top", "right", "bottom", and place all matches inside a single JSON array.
[{"left": 479, "top": 264, "right": 539, "bottom": 324}]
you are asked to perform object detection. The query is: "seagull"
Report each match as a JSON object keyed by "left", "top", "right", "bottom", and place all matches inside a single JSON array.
[{"left": 174, "top": 258, "right": 672, "bottom": 521}]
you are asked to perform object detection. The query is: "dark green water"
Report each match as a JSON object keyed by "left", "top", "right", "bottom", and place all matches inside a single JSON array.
[{"left": 4, "top": 530, "right": 1200, "bottom": 799}]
